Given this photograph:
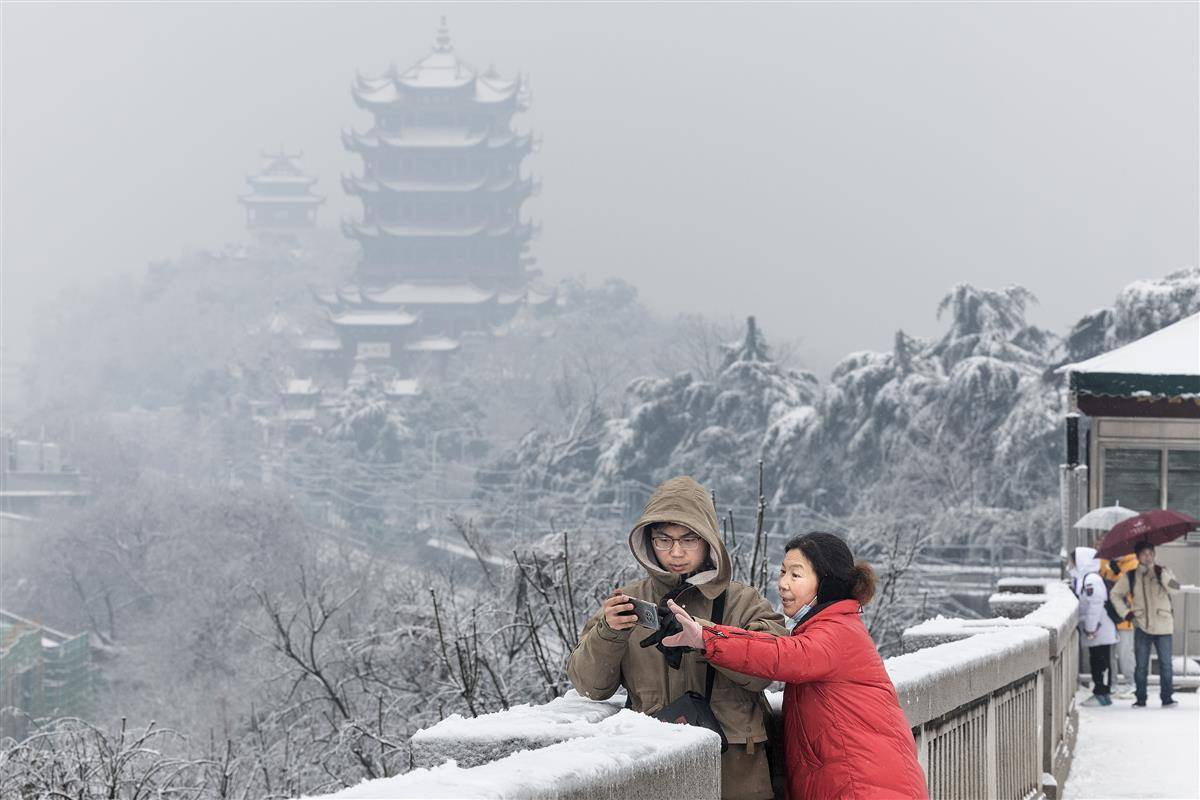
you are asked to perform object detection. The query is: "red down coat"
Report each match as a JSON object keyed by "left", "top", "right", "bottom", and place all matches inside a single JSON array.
[{"left": 702, "top": 599, "right": 927, "bottom": 800}]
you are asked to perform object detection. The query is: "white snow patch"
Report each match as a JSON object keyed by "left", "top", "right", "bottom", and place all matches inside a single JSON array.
[
  {"left": 1056, "top": 312, "right": 1199, "bottom": 376},
  {"left": 306, "top": 709, "right": 717, "bottom": 799},
  {"left": 412, "top": 690, "right": 623, "bottom": 745},
  {"left": 884, "top": 627, "right": 1047, "bottom": 692},
  {"left": 1063, "top": 688, "right": 1199, "bottom": 799}
]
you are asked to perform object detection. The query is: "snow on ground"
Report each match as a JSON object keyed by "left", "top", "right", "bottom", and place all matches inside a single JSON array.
[{"left": 1064, "top": 688, "right": 1199, "bottom": 800}]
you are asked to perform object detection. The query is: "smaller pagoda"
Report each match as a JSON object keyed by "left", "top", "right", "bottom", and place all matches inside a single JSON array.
[{"left": 239, "top": 147, "right": 324, "bottom": 240}]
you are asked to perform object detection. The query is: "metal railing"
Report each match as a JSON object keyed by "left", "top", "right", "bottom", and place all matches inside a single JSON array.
[{"left": 923, "top": 698, "right": 989, "bottom": 800}]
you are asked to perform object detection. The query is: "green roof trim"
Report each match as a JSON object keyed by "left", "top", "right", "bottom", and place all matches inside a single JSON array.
[{"left": 1071, "top": 371, "right": 1200, "bottom": 398}]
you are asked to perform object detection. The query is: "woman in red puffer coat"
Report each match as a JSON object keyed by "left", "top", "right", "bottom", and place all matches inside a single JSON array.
[{"left": 664, "top": 532, "right": 927, "bottom": 800}]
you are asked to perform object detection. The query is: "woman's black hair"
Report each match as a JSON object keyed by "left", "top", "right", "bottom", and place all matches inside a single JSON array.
[{"left": 784, "top": 531, "right": 876, "bottom": 606}]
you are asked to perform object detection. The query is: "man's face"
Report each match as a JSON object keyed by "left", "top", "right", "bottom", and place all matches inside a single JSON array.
[
  {"left": 1137, "top": 547, "right": 1156, "bottom": 567},
  {"left": 650, "top": 523, "right": 709, "bottom": 575}
]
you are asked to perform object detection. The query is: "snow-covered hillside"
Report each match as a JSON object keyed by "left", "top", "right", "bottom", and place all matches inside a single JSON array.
[{"left": 489, "top": 269, "right": 1200, "bottom": 519}]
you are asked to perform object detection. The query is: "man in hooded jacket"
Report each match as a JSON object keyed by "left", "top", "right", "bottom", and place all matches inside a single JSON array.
[{"left": 567, "top": 476, "right": 787, "bottom": 800}]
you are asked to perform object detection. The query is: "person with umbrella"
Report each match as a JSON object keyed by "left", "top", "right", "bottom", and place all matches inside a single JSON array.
[
  {"left": 1100, "top": 510, "right": 1197, "bottom": 709},
  {"left": 1110, "top": 542, "right": 1183, "bottom": 707}
]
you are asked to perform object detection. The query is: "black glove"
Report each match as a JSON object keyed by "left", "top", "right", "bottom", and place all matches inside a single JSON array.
[
  {"left": 1109, "top": 559, "right": 1120, "bottom": 575},
  {"left": 639, "top": 609, "right": 686, "bottom": 669}
]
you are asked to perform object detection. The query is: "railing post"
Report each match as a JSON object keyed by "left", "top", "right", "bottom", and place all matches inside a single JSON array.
[
  {"left": 913, "top": 726, "right": 928, "bottom": 780},
  {"left": 984, "top": 695, "right": 998, "bottom": 800}
]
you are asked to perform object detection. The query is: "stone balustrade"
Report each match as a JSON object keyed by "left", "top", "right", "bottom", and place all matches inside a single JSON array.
[
  {"left": 902, "top": 579, "right": 1080, "bottom": 798},
  {"left": 308, "top": 577, "right": 1079, "bottom": 799}
]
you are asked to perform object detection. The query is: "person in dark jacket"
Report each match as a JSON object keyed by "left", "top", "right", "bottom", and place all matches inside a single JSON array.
[{"left": 663, "top": 531, "right": 928, "bottom": 800}]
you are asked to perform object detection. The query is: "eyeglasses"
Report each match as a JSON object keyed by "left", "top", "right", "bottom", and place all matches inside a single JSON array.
[{"left": 651, "top": 534, "right": 704, "bottom": 552}]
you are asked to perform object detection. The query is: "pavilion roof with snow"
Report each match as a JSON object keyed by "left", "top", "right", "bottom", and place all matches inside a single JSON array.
[{"left": 1056, "top": 312, "right": 1199, "bottom": 417}]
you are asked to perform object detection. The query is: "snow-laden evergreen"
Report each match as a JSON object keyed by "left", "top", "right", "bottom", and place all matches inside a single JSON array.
[
  {"left": 768, "top": 283, "right": 1063, "bottom": 515},
  {"left": 488, "top": 316, "right": 819, "bottom": 506},
  {"left": 1056, "top": 266, "right": 1199, "bottom": 367},
  {"left": 489, "top": 270, "right": 1200, "bottom": 519}
]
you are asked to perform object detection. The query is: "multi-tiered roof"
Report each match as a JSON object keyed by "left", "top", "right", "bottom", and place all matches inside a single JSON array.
[
  {"left": 307, "top": 20, "right": 549, "bottom": 374},
  {"left": 239, "top": 148, "right": 324, "bottom": 236},
  {"left": 340, "top": 19, "right": 538, "bottom": 291}
]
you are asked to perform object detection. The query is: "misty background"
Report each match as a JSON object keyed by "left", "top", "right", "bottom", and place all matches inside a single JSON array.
[
  {"left": 4, "top": 2, "right": 1197, "bottom": 380},
  {"left": 2, "top": 3, "right": 1199, "bottom": 796}
]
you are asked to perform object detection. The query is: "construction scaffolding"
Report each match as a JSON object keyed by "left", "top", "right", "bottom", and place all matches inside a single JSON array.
[{"left": 0, "top": 610, "right": 92, "bottom": 741}]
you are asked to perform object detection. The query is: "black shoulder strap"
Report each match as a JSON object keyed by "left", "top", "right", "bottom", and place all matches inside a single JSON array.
[
  {"left": 1128, "top": 569, "right": 1136, "bottom": 596},
  {"left": 704, "top": 591, "right": 727, "bottom": 701}
]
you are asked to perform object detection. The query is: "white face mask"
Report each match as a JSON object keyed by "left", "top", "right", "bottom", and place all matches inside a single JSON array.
[{"left": 785, "top": 600, "right": 816, "bottom": 630}]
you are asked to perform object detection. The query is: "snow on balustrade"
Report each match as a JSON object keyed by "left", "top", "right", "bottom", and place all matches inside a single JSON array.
[
  {"left": 410, "top": 691, "right": 624, "bottom": 768},
  {"left": 760, "top": 626, "right": 1049, "bottom": 727},
  {"left": 305, "top": 709, "right": 719, "bottom": 800},
  {"left": 308, "top": 577, "right": 1080, "bottom": 799},
  {"left": 899, "top": 578, "right": 1080, "bottom": 798},
  {"left": 988, "top": 591, "right": 1052, "bottom": 619},
  {"left": 905, "top": 580, "right": 1079, "bottom": 656},
  {"left": 888, "top": 627, "right": 1048, "bottom": 723}
]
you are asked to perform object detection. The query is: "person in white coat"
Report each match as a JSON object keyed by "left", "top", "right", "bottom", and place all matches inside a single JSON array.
[{"left": 1073, "top": 546, "right": 1118, "bottom": 706}]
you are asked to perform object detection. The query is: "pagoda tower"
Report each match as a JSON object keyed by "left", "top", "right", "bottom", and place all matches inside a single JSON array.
[
  {"left": 309, "top": 19, "right": 551, "bottom": 374},
  {"left": 239, "top": 148, "right": 324, "bottom": 239},
  {"left": 342, "top": 18, "right": 537, "bottom": 288}
]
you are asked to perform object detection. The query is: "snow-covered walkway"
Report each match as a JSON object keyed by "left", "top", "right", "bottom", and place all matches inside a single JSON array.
[{"left": 1063, "top": 689, "right": 1199, "bottom": 799}]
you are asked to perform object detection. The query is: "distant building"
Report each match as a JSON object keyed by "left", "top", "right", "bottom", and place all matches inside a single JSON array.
[
  {"left": 0, "top": 432, "right": 89, "bottom": 519},
  {"left": 239, "top": 147, "right": 325, "bottom": 240},
  {"left": 1057, "top": 312, "right": 1199, "bottom": 656},
  {"left": 0, "top": 610, "right": 92, "bottom": 740},
  {"left": 303, "top": 19, "right": 553, "bottom": 378},
  {"left": 1058, "top": 313, "right": 1200, "bottom": 524},
  {"left": 280, "top": 378, "right": 322, "bottom": 425}
]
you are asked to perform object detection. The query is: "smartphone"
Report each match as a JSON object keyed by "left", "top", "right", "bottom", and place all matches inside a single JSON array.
[{"left": 626, "top": 596, "right": 661, "bottom": 629}]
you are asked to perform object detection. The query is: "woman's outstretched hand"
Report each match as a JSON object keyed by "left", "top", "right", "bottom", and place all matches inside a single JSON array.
[{"left": 661, "top": 599, "right": 705, "bottom": 650}]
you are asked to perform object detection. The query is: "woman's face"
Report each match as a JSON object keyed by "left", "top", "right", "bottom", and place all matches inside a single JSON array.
[{"left": 778, "top": 548, "right": 819, "bottom": 618}]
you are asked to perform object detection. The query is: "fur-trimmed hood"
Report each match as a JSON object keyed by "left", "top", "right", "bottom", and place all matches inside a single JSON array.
[{"left": 627, "top": 475, "right": 731, "bottom": 601}]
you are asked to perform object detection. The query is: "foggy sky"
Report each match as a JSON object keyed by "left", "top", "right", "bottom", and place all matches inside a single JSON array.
[{"left": 3, "top": 2, "right": 1197, "bottom": 377}]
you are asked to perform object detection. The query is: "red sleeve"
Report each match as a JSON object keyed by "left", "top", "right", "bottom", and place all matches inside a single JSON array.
[{"left": 702, "top": 621, "right": 840, "bottom": 684}]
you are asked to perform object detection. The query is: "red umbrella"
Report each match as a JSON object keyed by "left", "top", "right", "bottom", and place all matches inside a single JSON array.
[{"left": 1096, "top": 509, "right": 1199, "bottom": 559}]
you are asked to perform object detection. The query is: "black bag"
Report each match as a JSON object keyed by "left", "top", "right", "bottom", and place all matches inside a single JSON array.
[
  {"left": 1103, "top": 597, "right": 1122, "bottom": 625},
  {"left": 1100, "top": 574, "right": 1122, "bottom": 625},
  {"left": 652, "top": 592, "right": 728, "bottom": 752}
]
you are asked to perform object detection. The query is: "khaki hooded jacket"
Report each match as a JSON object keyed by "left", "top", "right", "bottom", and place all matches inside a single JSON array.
[
  {"left": 566, "top": 476, "right": 787, "bottom": 748},
  {"left": 1111, "top": 563, "right": 1181, "bottom": 636}
]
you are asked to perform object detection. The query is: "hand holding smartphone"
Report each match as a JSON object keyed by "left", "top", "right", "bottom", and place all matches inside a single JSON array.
[
  {"left": 626, "top": 596, "right": 661, "bottom": 629},
  {"left": 603, "top": 590, "right": 661, "bottom": 631}
]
